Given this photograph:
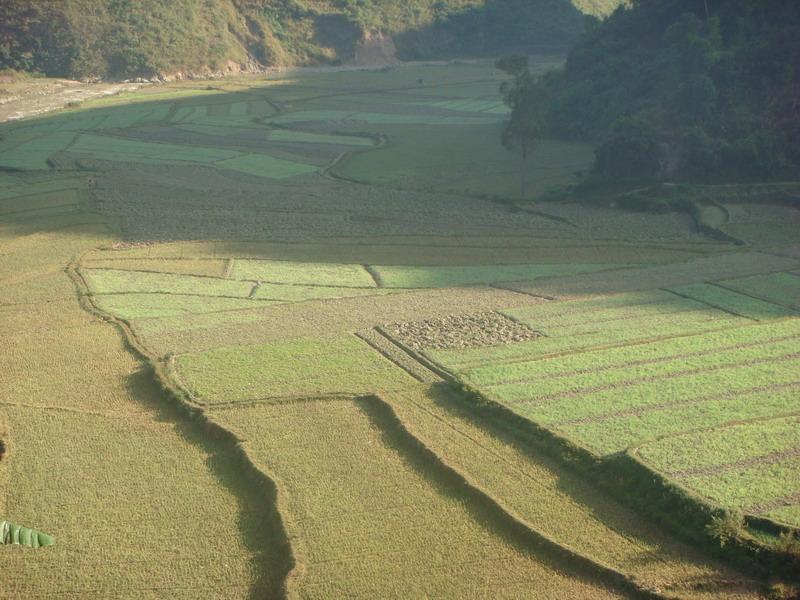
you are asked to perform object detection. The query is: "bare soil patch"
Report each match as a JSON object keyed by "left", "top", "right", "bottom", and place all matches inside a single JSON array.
[{"left": 387, "top": 311, "right": 540, "bottom": 351}]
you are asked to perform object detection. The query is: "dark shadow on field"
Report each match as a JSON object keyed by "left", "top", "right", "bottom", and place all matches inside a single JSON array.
[
  {"left": 420, "top": 383, "right": 715, "bottom": 567},
  {"left": 355, "top": 395, "right": 641, "bottom": 599},
  {"left": 124, "top": 367, "right": 291, "bottom": 600},
  {"left": 0, "top": 64, "right": 601, "bottom": 244}
]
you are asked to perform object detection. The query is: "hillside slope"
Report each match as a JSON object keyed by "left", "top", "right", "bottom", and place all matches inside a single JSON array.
[
  {"left": 521, "top": 0, "right": 800, "bottom": 182},
  {"left": 0, "top": 0, "right": 619, "bottom": 80}
]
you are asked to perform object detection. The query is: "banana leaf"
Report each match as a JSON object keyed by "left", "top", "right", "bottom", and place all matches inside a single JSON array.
[{"left": 0, "top": 520, "right": 55, "bottom": 548}]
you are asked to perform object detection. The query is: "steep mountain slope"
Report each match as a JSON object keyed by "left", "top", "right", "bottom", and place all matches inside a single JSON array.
[
  {"left": 526, "top": 0, "right": 800, "bottom": 182},
  {"left": 0, "top": 0, "right": 620, "bottom": 79}
]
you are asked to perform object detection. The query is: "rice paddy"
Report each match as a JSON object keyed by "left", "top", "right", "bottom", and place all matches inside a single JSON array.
[{"left": 0, "top": 59, "right": 795, "bottom": 599}]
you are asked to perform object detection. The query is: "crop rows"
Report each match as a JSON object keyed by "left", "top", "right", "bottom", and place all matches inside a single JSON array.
[
  {"left": 372, "top": 263, "right": 633, "bottom": 288},
  {"left": 462, "top": 318, "right": 800, "bottom": 385},
  {"left": 92, "top": 293, "right": 269, "bottom": 320},
  {"left": 270, "top": 109, "right": 500, "bottom": 126},
  {"left": 268, "top": 129, "right": 373, "bottom": 146},
  {"left": 668, "top": 282, "right": 797, "bottom": 319},
  {"left": 379, "top": 387, "right": 754, "bottom": 596},
  {"left": 635, "top": 417, "right": 800, "bottom": 527},
  {"left": 430, "top": 303, "right": 749, "bottom": 370},
  {"left": 0, "top": 131, "right": 76, "bottom": 170}
]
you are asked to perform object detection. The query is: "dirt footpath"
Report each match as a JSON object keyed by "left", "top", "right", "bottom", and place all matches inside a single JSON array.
[{"left": 0, "top": 78, "right": 143, "bottom": 123}]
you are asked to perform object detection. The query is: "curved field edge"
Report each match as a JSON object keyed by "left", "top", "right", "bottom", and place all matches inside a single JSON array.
[
  {"left": 71, "top": 256, "right": 651, "bottom": 598},
  {"left": 66, "top": 259, "right": 296, "bottom": 598},
  {"left": 360, "top": 393, "right": 666, "bottom": 600},
  {"left": 378, "top": 324, "right": 800, "bottom": 582},
  {"left": 455, "top": 378, "right": 800, "bottom": 581},
  {"left": 628, "top": 429, "right": 800, "bottom": 534}
]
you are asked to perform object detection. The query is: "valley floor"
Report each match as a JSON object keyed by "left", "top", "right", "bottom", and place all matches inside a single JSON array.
[{"left": 1, "top": 61, "right": 798, "bottom": 598}]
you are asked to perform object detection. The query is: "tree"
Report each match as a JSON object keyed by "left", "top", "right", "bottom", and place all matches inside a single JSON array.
[{"left": 497, "top": 56, "right": 549, "bottom": 197}]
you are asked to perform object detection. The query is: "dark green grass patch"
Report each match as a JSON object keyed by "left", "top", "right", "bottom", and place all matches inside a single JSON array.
[
  {"left": 717, "top": 272, "right": 800, "bottom": 310},
  {"left": 335, "top": 123, "right": 594, "bottom": 200}
]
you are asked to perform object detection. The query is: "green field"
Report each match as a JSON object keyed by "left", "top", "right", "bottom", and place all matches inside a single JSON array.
[
  {"left": 373, "top": 262, "right": 633, "bottom": 288},
  {"left": 0, "top": 59, "right": 794, "bottom": 599},
  {"left": 419, "top": 284, "right": 800, "bottom": 523},
  {"left": 231, "top": 259, "right": 377, "bottom": 287},
  {"left": 637, "top": 417, "right": 800, "bottom": 527},
  {"left": 176, "top": 336, "right": 417, "bottom": 403}
]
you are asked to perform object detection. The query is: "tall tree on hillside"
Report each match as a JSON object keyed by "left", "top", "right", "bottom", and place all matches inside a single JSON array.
[{"left": 497, "top": 56, "right": 549, "bottom": 197}]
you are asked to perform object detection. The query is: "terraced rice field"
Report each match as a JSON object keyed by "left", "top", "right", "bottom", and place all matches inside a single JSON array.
[
  {"left": 1, "top": 60, "right": 797, "bottom": 599},
  {"left": 417, "top": 280, "right": 800, "bottom": 527},
  {"left": 636, "top": 418, "right": 800, "bottom": 527}
]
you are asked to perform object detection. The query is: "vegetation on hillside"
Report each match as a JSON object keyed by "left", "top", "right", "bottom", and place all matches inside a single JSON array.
[
  {"left": 501, "top": 0, "right": 800, "bottom": 184},
  {"left": 0, "top": 0, "right": 619, "bottom": 79}
]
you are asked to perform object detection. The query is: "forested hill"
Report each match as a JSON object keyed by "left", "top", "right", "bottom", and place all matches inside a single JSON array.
[
  {"left": 508, "top": 0, "right": 800, "bottom": 183},
  {"left": 0, "top": 0, "right": 618, "bottom": 80}
]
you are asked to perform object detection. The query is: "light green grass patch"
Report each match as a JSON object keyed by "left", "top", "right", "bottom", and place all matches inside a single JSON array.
[
  {"left": 93, "top": 293, "right": 267, "bottom": 320},
  {"left": 81, "top": 268, "right": 253, "bottom": 297},
  {"left": 636, "top": 417, "right": 800, "bottom": 474},
  {"left": 682, "top": 461, "right": 800, "bottom": 511},
  {"left": 232, "top": 260, "right": 376, "bottom": 287},
  {"left": 562, "top": 389, "right": 800, "bottom": 455},
  {"left": 374, "top": 263, "right": 631, "bottom": 288},
  {"left": 175, "top": 335, "right": 416, "bottom": 402},
  {"left": 253, "top": 283, "right": 396, "bottom": 302}
]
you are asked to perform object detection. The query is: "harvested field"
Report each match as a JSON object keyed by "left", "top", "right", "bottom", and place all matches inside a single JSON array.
[
  {"left": 214, "top": 399, "right": 626, "bottom": 600},
  {"left": 0, "top": 179, "right": 282, "bottom": 598},
  {"left": 379, "top": 386, "right": 761, "bottom": 599},
  {"left": 386, "top": 311, "right": 540, "bottom": 350}
]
